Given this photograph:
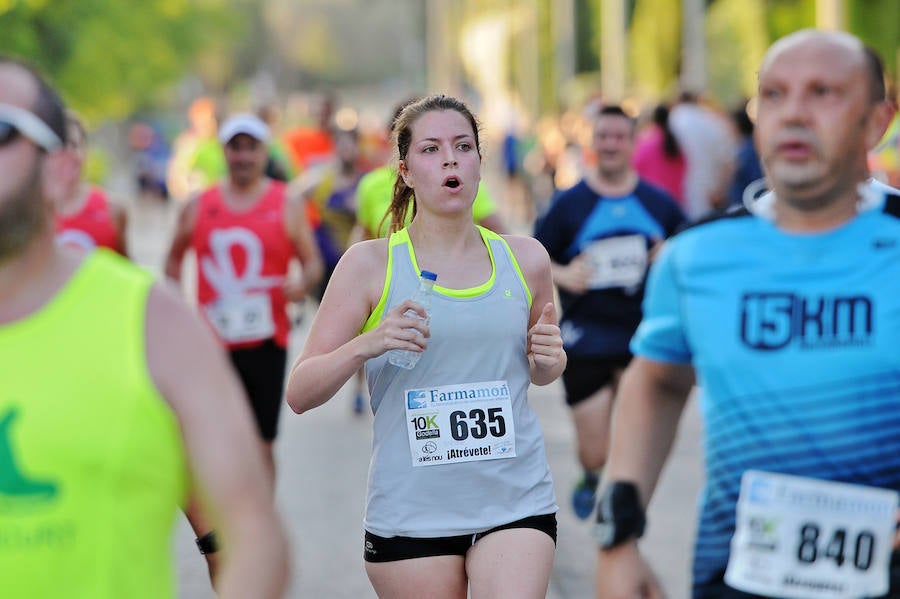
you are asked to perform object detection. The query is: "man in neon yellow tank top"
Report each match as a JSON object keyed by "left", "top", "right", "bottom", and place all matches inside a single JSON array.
[{"left": 0, "top": 56, "right": 288, "bottom": 598}]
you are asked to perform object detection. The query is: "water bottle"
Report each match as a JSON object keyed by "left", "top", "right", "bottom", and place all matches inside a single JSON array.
[{"left": 388, "top": 270, "right": 438, "bottom": 370}]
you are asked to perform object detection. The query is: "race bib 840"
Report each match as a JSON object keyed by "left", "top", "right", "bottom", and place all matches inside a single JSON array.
[{"left": 725, "top": 470, "right": 898, "bottom": 599}]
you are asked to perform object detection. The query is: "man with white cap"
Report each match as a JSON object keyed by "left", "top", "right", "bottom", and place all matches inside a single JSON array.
[{"left": 166, "top": 111, "right": 323, "bottom": 480}]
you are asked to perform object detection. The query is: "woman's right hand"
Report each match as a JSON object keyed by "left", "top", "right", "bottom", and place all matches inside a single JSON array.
[{"left": 362, "top": 299, "right": 430, "bottom": 358}]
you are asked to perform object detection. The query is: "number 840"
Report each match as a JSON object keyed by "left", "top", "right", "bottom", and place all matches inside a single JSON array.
[{"left": 797, "top": 523, "right": 876, "bottom": 571}]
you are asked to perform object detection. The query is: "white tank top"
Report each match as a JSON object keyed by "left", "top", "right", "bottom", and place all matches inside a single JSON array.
[{"left": 362, "top": 227, "right": 557, "bottom": 537}]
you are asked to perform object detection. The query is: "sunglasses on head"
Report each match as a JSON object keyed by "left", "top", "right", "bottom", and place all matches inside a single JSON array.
[{"left": 0, "top": 103, "right": 63, "bottom": 152}]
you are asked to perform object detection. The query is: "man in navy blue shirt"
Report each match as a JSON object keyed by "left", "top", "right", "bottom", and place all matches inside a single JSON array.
[{"left": 534, "top": 105, "right": 685, "bottom": 520}]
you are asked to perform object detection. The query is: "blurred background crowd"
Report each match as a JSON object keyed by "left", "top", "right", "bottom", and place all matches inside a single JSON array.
[{"left": 2, "top": 0, "right": 897, "bottom": 235}]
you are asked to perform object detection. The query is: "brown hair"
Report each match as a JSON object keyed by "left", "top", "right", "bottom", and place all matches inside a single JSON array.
[
  {"left": 0, "top": 55, "right": 68, "bottom": 146},
  {"left": 384, "top": 94, "right": 482, "bottom": 234}
]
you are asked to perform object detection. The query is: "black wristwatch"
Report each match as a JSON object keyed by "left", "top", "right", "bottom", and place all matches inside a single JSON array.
[
  {"left": 593, "top": 481, "right": 646, "bottom": 549},
  {"left": 195, "top": 530, "right": 220, "bottom": 555}
]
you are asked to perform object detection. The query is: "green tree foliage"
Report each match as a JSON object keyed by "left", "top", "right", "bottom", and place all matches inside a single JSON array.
[
  {"left": 574, "top": 0, "right": 601, "bottom": 73},
  {"left": 764, "top": 0, "right": 815, "bottom": 42},
  {"left": 848, "top": 0, "right": 899, "bottom": 79},
  {"left": 628, "top": 0, "right": 681, "bottom": 101},
  {"left": 707, "top": 0, "right": 768, "bottom": 106},
  {"left": 536, "top": 0, "right": 556, "bottom": 113},
  {"left": 760, "top": 0, "right": 898, "bottom": 84},
  {"left": 0, "top": 0, "right": 238, "bottom": 120}
]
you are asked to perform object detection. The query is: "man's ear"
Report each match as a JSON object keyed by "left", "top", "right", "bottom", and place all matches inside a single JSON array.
[
  {"left": 865, "top": 100, "right": 895, "bottom": 151},
  {"left": 40, "top": 149, "right": 75, "bottom": 208}
]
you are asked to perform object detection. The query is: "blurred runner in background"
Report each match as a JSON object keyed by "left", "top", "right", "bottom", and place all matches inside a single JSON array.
[
  {"left": 165, "top": 112, "right": 323, "bottom": 476},
  {"left": 54, "top": 111, "right": 129, "bottom": 256},
  {"left": 535, "top": 104, "right": 685, "bottom": 522}
]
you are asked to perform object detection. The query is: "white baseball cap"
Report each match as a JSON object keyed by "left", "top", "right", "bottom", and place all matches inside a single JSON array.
[{"left": 218, "top": 113, "right": 270, "bottom": 144}]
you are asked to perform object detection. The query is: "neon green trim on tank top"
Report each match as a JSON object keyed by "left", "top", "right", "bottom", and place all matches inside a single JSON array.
[
  {"left": 360, "top": 226, "right": 532, "bottom": 334},
  {"left": 361, "top": 235, "right": 395, "bottom": 333},
  {"left": 407, "top": 227, "right": 495, "bottom": 298}
]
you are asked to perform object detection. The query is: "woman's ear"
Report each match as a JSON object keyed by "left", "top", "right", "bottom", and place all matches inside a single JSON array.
[{"left": 398, "top": 160, "right": 413, "bottom": 189}]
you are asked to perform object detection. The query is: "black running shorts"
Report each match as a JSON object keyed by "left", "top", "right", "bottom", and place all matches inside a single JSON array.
[
  {"left": 562, "top": 354, "right": 631, "bottom": 407},
  {"left": 363, "top": 513, "right": 557, "bottom": 563},
  {"left": 228, "top": 338, "right": 287, "bottom": 441}
]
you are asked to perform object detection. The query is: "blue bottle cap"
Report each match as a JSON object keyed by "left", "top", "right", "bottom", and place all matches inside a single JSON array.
[{"left": 420, "top": 270, "right": 438, "bottom": 281}]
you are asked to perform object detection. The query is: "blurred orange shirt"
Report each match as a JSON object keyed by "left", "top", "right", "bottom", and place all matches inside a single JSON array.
[{"left": 283, "top": 127, "right": 334, "bottom": 171}]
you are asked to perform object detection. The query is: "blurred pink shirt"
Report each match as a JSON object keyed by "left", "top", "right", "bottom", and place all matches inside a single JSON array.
[{"left": 632, "top": 125, "right": 686, "bottom": 207}]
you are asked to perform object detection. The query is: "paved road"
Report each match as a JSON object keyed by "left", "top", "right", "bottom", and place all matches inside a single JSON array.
[{"left": 128, "top": 197, "right": 705, "bottom": 599}]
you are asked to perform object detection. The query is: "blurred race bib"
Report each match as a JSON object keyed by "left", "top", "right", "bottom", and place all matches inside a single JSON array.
[
  {"left": 725, "top": 470, "right": 898, "bottom": 599},
  {"left": 205, "top": 293, "right": 274, "bottom": 343},
  {"left": 583, "top": 234, "right": 647, "bottom": 289}
]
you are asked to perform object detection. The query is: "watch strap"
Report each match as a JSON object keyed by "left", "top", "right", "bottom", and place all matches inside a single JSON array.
[
  {"left": 195, "top": 530, "right": 220, "bottom": 555},
  {"left": 594, "top": 481, "right": 646, "bottom": 549}
]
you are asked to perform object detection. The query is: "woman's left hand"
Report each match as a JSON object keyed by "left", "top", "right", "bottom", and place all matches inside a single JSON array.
[{"left": 528, "top": 302, "right": 564, "bottom": 370}]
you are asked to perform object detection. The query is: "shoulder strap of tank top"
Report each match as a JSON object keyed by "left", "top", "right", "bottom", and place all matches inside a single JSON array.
[
  {"left": 478, "top": 226, "right": 533, "bottom": 308},
  {"left": 360, "top": 228, "right": 407, "bottom": 333}
]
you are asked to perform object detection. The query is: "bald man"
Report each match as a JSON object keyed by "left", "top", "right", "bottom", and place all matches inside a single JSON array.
[{"left": 594, "top": 30, "right": 899, "bottom": 599}]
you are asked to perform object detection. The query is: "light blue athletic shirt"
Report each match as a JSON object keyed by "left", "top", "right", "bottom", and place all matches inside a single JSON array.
[
  {"left": 361, "top": 227, "right": 557, "bottom": 537},
  {"left": 632, "top": 192, "right": 900, "bottom": 589}
]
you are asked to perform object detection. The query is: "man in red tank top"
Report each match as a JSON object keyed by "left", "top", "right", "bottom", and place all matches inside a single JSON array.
[
  {"left": 165, "top": 112, "right": 323, "bottom": 470},
  {"left": 165, "top": 112, "right": 323, "bottom": 577},
  {"left": 53, "top": 112, "right": 128, "bottom": 256}
]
